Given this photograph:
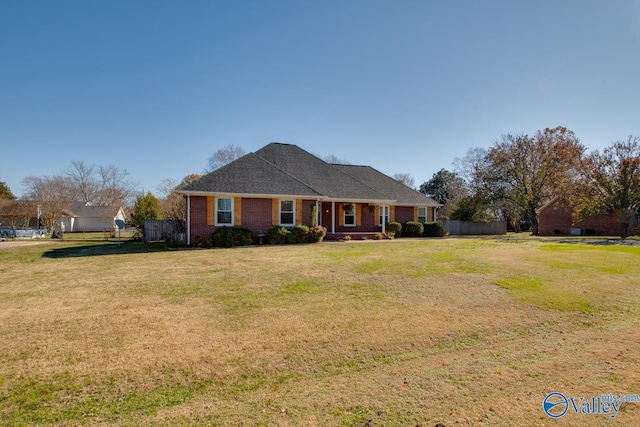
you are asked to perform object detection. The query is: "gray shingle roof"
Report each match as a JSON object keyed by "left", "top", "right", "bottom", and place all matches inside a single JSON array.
[
  {"left": 63, "top": 203, "right": 122, "bottom": 218},
  {"left": 181, "top": 152, "right": 323, "bottom": 197},
  {"left": 181, "top": 142, "right": 438, "bottom": 205},
  {"left": 254, "top": 143, "right": 389, "bottom": 201},
  {"left": 332, "top": 164, "right": 440, "bottom": 206}
]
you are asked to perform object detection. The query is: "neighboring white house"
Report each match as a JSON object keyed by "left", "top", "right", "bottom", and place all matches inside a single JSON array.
[{"left": 62, "top": 202, "right": 126, "bottom": 232}]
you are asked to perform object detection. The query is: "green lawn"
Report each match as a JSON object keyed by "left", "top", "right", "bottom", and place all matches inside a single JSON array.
[{"left": 0, "top": 237, "right": 639, "bottom": 426}]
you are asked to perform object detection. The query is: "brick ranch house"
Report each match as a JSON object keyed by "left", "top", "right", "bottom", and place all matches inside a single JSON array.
[
  {"left": 178, "top": 142, "right": 440, "bottom": 244},
  {"left": 537, "top": 197, "right": 639, "bottom": 236}
]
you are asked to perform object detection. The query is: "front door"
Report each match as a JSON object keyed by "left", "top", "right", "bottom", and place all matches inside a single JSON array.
[{"left": 321, "top": 202, "right": 332, "bottom": 229}]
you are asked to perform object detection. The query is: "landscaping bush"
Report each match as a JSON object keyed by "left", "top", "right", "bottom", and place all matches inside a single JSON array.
[
  {"left": 266, "top": 226, "right": 290, "bottom": 244},
  {"left": 195, "top": 235, "right": 212, "bottom": 248},
  {"left": 308, "top": 225, "right": 327, "bottom": 243},
  {"left": 231, "top": 226, "right": 253, "bottom": 246},
  {"left": 423, "top": 221, "right": 448, "bottom": 237},
  {"left": 165, "top": 237, "right": 185, "bottom": 248},
  {"left": 386, "top": 222, "right": 402, "bottom": 237},
  {"left": 403, "top": 221, "right": 424, "bottom": 237},
  {"left": 211, "top": 227, "right": 234, "bottom": 248},
  {"left": 266, "top": 224, "right": 327, "bottom": 245},
  {"left": 291, "top": 225, "right": 310, "bottom": 243},
  {"left": 210, "top": 226, "right": 253, "bottom": 248}
]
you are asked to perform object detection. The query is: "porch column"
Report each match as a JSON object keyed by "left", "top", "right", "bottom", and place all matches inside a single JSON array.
[
  {"left": 331, "top": 201, "right": 335, "bottom": 234},
  {"left": 186, "top": 194, "right": 191, "bottom": 246},
  {"left": 381, "top": 204, "right": 386, "bottom": 234}
]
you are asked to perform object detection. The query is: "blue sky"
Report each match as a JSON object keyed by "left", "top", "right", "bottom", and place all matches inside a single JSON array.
[{"left": 1, "top": 0, "right": 639, "bottom": 198}]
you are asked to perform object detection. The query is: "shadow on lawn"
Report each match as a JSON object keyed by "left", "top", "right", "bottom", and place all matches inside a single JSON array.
[{"left": 41, "top": 242, "right": 169, "bottom": 258}]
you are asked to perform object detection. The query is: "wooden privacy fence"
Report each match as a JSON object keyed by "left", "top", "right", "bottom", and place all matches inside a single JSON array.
[
  {"left": 143, "top": 220, "right": 184, "bottom": 242},
  {"left": 438, "top": 220, "right": 507, "bottom": 235}
]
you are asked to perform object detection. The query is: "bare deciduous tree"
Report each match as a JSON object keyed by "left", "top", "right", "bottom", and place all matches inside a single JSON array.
[
  {"left": 205, "top": 145, "right": 246, "bottom": 173},
  {"left": 66, "top": 161, "right": 98, "bottom": 204},
  {"left": 23, "top": 175, "right": 79, "bottom": 233},
  {"left": 453, "top": 147, "right": 489, "bottom": 193},
  {"left": 65, "top": 161, "right": 137, "bottom": 207},
  {"left": 157, "top": 175, "right": 203, "bottom": 234},
  {"left": 0, "top": 199, "right": 36, "bottom": 230},
  {"left": 324, "top": 154, "right": 351, "bottom": 165},
  {"left": 96, "top": 165, "right": 137, "bottom": 207},
  {"left": 393, "top": 173, "right": 415, "bottom": 189}
]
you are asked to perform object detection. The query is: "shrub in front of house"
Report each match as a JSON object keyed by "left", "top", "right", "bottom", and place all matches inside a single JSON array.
[
  {"left": 231, "top": 226, "right": 253, "bottom": 246},
  {"left": 165, "top": 237, "right": 185, "bottom": 248},
  {"left": 403, "top": 221, "right": 424, "bottom": 237},
  {"left": 291, "top": 225, "right": 310, "bottom": 243},
  {"left": 267, "top": 226, "right": 290, "bottom": 244},
  {"left": 386, "top": 222, "right": 402, "bottom": 237},
  {"left": 195, "top": 235, "right": 212, "bottom": 248},
  {"left": 210, "top": 226, "right": 253, "bottom": 248},
  {"left": 423, "top": 222, "right": 448, "bottom": 237},
  {"left": 308, "top": 225, "right": 327, "bottom": 243},
  {"left": 266, "top": 224, "right": 326, "bottom": 244},
  {"left": 211, "top": 227, "right": 234, "bottom": 248}
]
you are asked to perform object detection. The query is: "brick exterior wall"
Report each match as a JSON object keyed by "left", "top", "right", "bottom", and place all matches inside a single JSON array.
[
  {"left": 300, "top": 200, "right": 315, "bottom": 226},
  {"left": 538, "top": 198, "right": 639, "bottom": 236},
  {"left": 189, "top": 197, "right": 439, "bottom": 243},
  {"left": 189, "top": 196, "right": 215, "bottom": 244},
  {"left": 189, "top": 197, "right": 323, "bottom": 244},
  {"left": 394, "top": 206, "right": 415, "bottom": 224},
  {"left": 241, "top": 198, "right": 272, "bottom": 235}
]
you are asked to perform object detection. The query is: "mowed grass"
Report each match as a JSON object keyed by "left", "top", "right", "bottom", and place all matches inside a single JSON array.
[{"left": 1, "top": 237, "right": 639, "bottom": 426}]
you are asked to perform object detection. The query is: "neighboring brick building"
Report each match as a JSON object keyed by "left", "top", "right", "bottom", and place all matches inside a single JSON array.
[
  {"left": 178, "top": 142, "right": 440, "bottom": 244},
  {"left": 537, "top": 197, "right": 639, "bottom": 236}
]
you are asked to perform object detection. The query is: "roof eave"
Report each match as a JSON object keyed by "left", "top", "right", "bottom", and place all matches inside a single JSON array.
[
  {"left": 176, "top": 190, "right": 400, "bottom": 205},
  {"left": 176, "top": 190, "right": 325, "bottom": 199},
  {"left": 393, "top": 202, "right": 443, "bottom": 207}
]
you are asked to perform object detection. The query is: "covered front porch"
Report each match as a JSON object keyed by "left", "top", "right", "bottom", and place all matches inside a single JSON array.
[
  {"left": 318, "top": 200, "right": 390, "bottom": 236},
  {"left": 317, "top": 200, "right": 438, "bottom": 238}
]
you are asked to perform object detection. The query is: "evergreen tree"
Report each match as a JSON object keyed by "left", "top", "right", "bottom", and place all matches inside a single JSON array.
[
  {"left": 0, "top": 180, "right": 16, "bottom": 199},
  {"left": 130, "top": 192, "right": 162, "bottom": 229}
]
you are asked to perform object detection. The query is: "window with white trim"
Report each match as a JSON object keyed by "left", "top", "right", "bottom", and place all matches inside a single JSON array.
[
  {"left": 216, "top": 197, "right": 233, "bottom": 225},
  {"left": 344, "top": 204, "right": 355, "bottom": 226},
  {"left": 379, "top": 206, "right": 389, "bottom": 226},
  {"left": 280, "top": 199, "right": 295, "bottom": 226},
  {"left": 418, "top": 207, "right": 427, "bottom": 223}
]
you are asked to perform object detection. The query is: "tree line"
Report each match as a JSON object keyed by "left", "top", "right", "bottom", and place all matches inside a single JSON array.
[
  {"left": 419, "top": 127, "right": 640, "bottom": 237},
  {"left": 2, "top": 133, "right": 639, "bottom": 238},
  {"left": 0, "top": 146, "right": 241, "bottom": 233},
  {"left": 0, "top": 162, "right": 139, "bottom": 232}
]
